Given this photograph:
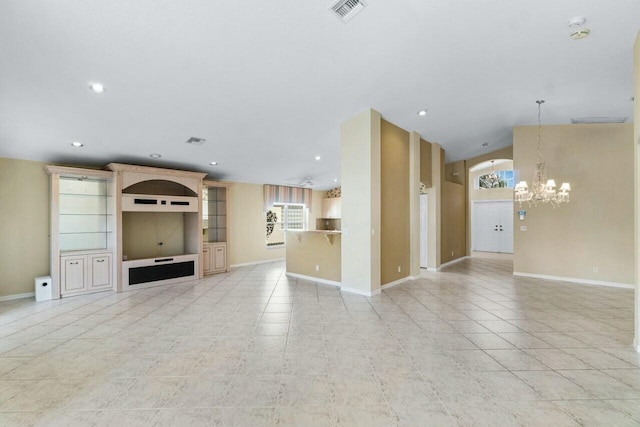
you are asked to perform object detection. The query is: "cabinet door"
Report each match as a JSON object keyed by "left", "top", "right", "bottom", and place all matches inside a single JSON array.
[
  {"left": 203, "top": 246, "right": 212, "bottom": 273},
  {"left": 213, "top": 244, "right": 226, "bottom": 272},
  {"left": 321, "top": 198, "right": 332, "bottom": 218},
  {"left": 89, "top": 253, "right": 111, "bottom": 290},
  {"left": 61, "top": 256, "right": 86, "bottom": 294},
  {"left": 332, "top": 198, "right": 341, "bottom": 219}
]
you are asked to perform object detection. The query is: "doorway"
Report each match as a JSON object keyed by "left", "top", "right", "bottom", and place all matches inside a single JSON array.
[{"left": 472, "top": 200, "right": 513, "bottom": 253}]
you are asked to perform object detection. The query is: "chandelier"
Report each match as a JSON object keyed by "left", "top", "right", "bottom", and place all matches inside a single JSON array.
[
  {"left": 485, "top": 161, "right": 500, "bottom": 188},
  {"left": 514, "top": 100, "right": 571, "bottom": 207}
]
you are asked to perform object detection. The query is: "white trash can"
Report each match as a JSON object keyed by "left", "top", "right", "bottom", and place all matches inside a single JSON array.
[{"left": 35, "top": 276, "right": 52, "bottom": 301}]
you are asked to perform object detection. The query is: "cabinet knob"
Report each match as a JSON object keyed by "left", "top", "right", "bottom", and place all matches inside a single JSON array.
[{"left": 216, "top": 248, "right": 222, "bottom": 252}]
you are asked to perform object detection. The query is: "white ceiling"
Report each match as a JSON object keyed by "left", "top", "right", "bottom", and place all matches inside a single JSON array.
[{"left": 0, "top": 1, "right": 638, "bottom": 189}]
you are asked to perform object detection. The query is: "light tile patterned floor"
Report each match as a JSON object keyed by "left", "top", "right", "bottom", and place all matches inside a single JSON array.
[{"left": 0, "top": 255, "right": 639, "bottom": 426}]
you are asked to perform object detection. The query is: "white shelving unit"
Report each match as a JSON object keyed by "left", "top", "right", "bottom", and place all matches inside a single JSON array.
[
  {"left": 46, "top": 166, "right": 116, "bottom": 299},
  {"left": 202, "top": 180, "right": 231, "bottom": 276}
]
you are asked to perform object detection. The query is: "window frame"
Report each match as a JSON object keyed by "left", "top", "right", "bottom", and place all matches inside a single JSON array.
[
  {"left": 476, "top": 170, "right": 515, "bottom": 190},
  {"left": 266, "top": 203, "right": 308, "bottom": 247}
]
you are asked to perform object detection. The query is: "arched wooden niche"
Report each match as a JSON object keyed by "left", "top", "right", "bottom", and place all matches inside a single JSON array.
[{"left": 123, "top": 179, "right": 197, "bottom": 197}]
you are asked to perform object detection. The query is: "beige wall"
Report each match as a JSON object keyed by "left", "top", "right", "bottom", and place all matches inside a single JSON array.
[
  {"left": 380, "top": 119, "right": 410, "bottom": 284},
  {"left": 228, "top": 182, "right": 322, "bottom": 267},
  {"left": 340, "top": 109, "right": 382, "bottom": 295},
  {"left": 426, "top": 144, "right": 443, "bottom": 269},
  {"left": 420, "top": 139, "right": 433, "bottom": 187},
  {"left": 444, "top": 160, "right": 465, "bottom": 185},
  {"left": 467, "top": 146, "right": 514, "bottom": 170},
  {"left": 634, "top": 31, "right": 639, "bottom": 350},
  {"left": 441, "top": 151, "right": 467, "bottom": 264},
  {"left": 0, "top": 157, "right": 50, "bottom": 298},
  {"left": 122, "top": 212, "right": 185, "bottom": 260},
  {"left": 285, "top": 232, "right": 341, "bottom": 282},
  {"left": 441, "top": 180, "right": 466, "bottom": 264},
  {"left": 514, "top": 124, "right": 634, "bottom": 285}
]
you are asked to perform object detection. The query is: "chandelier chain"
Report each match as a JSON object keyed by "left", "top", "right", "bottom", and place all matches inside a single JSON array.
[{"left": 536, "top": 100, "right": 544, "bottom": 165}]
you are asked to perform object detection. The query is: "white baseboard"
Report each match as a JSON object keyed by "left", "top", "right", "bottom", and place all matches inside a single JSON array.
[
  {"left": 381, "top": 276, "right": 413, "bottom": 290},
  {"left": 422, "top": 267, "right": 440, "bottom": 272},
  {"left": 0, "top": 292, "right": 35, "bottom": 302},
  {"left": 440, "top": 256, "right": 470, "bottom": 269},
  {"left": 340, "top": 286, "right": 381, "bottom": 297},
  {"left": 513, "top": 272, "right": 634, "bottom": 289},
  {"left": 285, "top": 272, "right": 341, "bottom": 287},
  {"left": 230, "top": 258, "right": 285, "bottom": 268}
]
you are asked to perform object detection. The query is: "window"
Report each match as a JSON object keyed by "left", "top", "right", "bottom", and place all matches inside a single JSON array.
[
  {"left": 266, "top": 204, "right": 307, "bottom": 246},
  {"left": 476, "top": 170, "right": 514, "bottom": 189}
]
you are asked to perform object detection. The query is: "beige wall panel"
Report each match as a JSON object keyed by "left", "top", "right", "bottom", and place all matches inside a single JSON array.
[
  {"left": 285, "top": 232, "right": 341, "bottom": 282},
  {"left": 228, "top": 182, "right": 322, "bottom": 266},
  {"left": 467, "top": 146, "right": 514, "bottom": 169},
  {"left": 0, "top": 158, "right": 50, "bottom": 297},
  {"left": 445, "top": 160, "right": 466, "bottom": 185},
  {"left": 341, "top": 109, "right": 381, "bottom": 294},
  {"left": 441, "top": 181, "right": 466, "bottom": 264},
  {"left": 633, "top": 31, "right": 639, "bottom": 351},
  {"left": 514, "top": 124, "right": 634, "bottom": 284},
  {"left": 228, "top": 182, "right": 286, "bottom": 265},
  {"left": 426, "top": 144, "right": 442, "bottom": 269},
  {"left": 380, "top": 119, "right": 410, "bottom": 284},
  {"left": 122, "top": 212, "right": 185, "bottom": 260},
  {"left": 420, "top": 139, "right": 433, "bottom": 187}
]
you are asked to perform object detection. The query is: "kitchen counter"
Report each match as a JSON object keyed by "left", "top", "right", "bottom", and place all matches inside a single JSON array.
[{"left": 285, "top": 230, "right": 341, "bottom": 285}]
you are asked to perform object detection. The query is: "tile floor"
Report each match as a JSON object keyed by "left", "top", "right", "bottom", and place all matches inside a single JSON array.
[{"left": 0, "top": 255, "right": 639, "bottom": 426}]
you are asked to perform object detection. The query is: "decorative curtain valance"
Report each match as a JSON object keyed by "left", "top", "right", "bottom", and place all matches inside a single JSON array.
[{"left": 263, "top": 184, "right": 313, "bottom": 212}]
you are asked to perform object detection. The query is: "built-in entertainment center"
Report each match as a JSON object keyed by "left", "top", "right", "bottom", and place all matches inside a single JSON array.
[{"left": 46, "top": 163, "right": 230, "bottom": 298}]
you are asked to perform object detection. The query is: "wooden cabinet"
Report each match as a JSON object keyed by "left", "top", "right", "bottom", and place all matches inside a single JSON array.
[
  {"left": 321, "top": 197, "right": 341, "bottom": 219},
  {"left": 202, "top": 180, "right": 230, "bottom": 276},
  {"left": 46, "top": 166, "right": 116, "bottom": 299},
  {"left": 203, "top": 242, "right": 227, "bottom": 275},
  {"left": 60, "top": 252, "right": 112, "bottom": 296},
  {"left": 89, "top": 253, "right": 112, "bottom": 290}
]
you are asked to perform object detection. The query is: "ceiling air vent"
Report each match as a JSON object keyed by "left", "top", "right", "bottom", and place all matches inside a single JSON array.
[
  {"left": 570, "top": 117, "right": 627, "bottom": 124},
  {"left": 330, "top": 0, "right": 366, "bottom": 23},
  {"left": 185, "top": 137, "right": 206, "bottom": 145}
]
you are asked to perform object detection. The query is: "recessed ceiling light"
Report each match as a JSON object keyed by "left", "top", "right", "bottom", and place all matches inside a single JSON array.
[
  {"left": 417, "top": 109, "right": 428, "bottom": 116},
  {"left": 209, "top": 161, "right": 218, "bottom": 166},
  {"left": 333, "top": 179, "right": 338, "bottom": 183},
  {"left": 89, "top": 82, "right": 105, "bottom": 93},
  {"left": 149, "top": 153, "right": 162, "bottom": 159},
  {"left": 315, "top": 155, "right": 322, "bottom": 161},
  {"left": 70, "top": 141, "right": 84, "bottom": 147}
]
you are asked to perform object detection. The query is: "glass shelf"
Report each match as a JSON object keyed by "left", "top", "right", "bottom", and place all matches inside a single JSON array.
[
  {"left": 58, "top": 177, "right": 112, "bottom": 252},
  {"left": 203, "top": 185, "right": 227, "bottom": 243}
]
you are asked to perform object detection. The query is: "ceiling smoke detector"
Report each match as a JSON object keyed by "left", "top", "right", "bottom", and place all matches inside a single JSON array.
[
  {"left": 571, "top": 117, "right": 627, "bottom": 124},
  {"left": 329, "top": 0, "right": 366, "bottom": 23},
  {"left": 185, "top": 137, "right": 206, "bottom": 146},
  {"left": 568, "top": 16, "right": 590, "bottom": 39}
]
